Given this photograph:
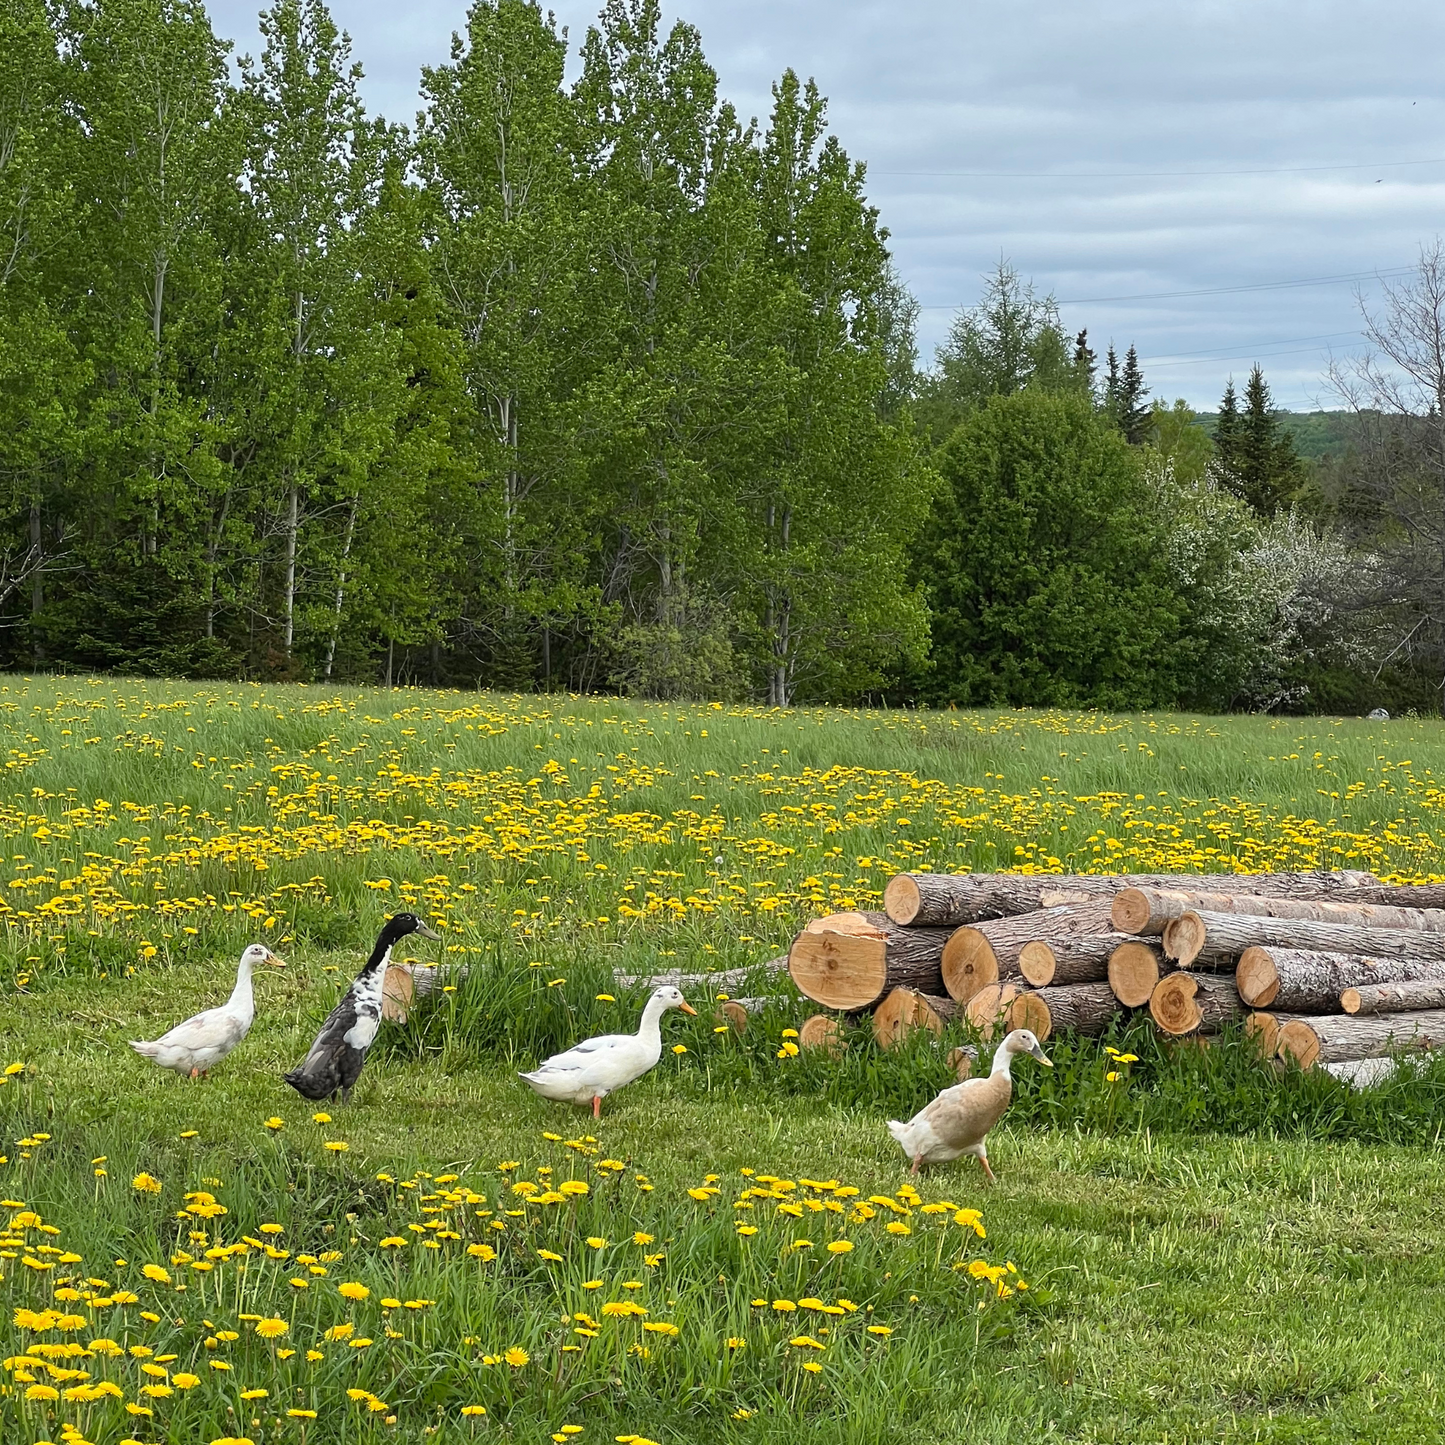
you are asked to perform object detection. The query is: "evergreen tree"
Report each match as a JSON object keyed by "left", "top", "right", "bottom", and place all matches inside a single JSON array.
[
  {"left": 1072, "top": 329, "right": 1097, "bottom": 397},
  {"left": 1234, "top": 364, "right": 1302, "bottom": 516},
  {"left": 1118, "top": 344, "right": 1150, "bottom": 443},
  {"left": 1216, "top": 378, "right": 1240, "bottom": 471}
]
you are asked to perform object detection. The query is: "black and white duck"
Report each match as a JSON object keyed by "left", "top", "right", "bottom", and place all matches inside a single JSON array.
[{"left": 284, "top": 912, "right": 439, "bottom": 1103}]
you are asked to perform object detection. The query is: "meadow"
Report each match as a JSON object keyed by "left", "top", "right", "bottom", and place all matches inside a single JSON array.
[{"left": 3, "top": 678, "right": 1445, "bottom": 1444}]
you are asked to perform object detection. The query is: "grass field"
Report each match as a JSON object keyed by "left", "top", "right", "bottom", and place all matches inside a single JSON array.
[{"left": 3, "top": 679, "right": 1445, "bottom": 1444}]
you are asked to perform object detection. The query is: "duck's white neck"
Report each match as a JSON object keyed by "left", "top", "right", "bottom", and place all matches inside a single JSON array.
[
  {"left": 989, "top": 1039, "right": 1016, "bottom": 1077},
  {"left": 229, "top": 953, "right": 257, "bottom": 1007},
  {"left": 637, "top": 994, "right": 669, "bottom": 1037}
]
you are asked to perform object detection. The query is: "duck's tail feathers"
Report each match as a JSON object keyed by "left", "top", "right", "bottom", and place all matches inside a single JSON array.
[
  {"left": 130, "top": 1040, "right": 162, "bottom": 1059},
  {"left": 887, "top": 1120, "right": 913, "bottom": 1151}
]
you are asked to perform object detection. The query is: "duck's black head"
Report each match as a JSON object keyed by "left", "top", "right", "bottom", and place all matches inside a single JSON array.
[{"left": 363, "top": 911, "right": 441, "bottom": 969}]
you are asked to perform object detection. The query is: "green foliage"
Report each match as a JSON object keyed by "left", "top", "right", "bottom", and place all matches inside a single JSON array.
[
  {"left": 1215, "top": 365, "right": 1304, "bottom": 516},
  {"left": 1144, "top": 398, "right": 1214, "bottom": 485},
  {"left": 909, "top": 391, "right": 1185, "bottom": 707}
]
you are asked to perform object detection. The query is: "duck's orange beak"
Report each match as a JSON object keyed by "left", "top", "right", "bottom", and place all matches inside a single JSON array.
[
  {"left": 678, "top": 1001, "right": 697, "bottom": 1016},
  {"left": 265, "top": 950, "right": 287, "bottom": 968}
]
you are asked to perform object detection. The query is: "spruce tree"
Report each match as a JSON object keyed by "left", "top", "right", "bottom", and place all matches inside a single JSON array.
[
  {"left": 1072, "top": 329, "right": 1096, "bottom": 396},
  {"left": 1118, "top": 344, "right": 1150, "bottom": 443},
  {"left": 1218, "top": 366, "right": 1300, "bottom": 516},
  {"left": 1103, "top": 344, "right": 1121, "bottom": 420}
]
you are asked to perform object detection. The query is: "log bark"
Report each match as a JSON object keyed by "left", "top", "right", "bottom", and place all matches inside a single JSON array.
[
  {"left": 1322, "top": 1057, "right": 1400, "bottom": 1088},
  {"left": 1007, "top": 982, "right": 1122, "bottom": 1042},
  {"left": 1112, "top": 885, "right": 1445, "bottom": 938},
  {"left": 616, "top": 954, "right": 788, "bottom": 991},
  {"left": 963, "top": 982, "right": 1023, "bottom": 1040},
  {"left": 1019, "top": 932, "right": 1135, "bottom": 988},
  {"left": 1235, "top": 946, "right": 1445, "bottom": 1009},
  {"left": 1149, "top": 972, "right": 1246, "bottom": 1036},
  {"left": 941, "top": 905, "right": 1115, "bottom": 1001},
  {"left": 1341, "top": 978, "right": 1445, "bottom": 1015},
  {"left": 1165, "top": 909, "right": 1445, "bottom": 970},
  {"left": 872, "top": 988, "right": 961, "bottom": 1050},
  {"left": 799, "top": 1013, "right": 844, "bottom": 1057},
  {"left": 1276, "top": 1009, "right": 1445, "bottom": 1069},
  {"left": 1106, "top": 940, "right": 1172, "bottom": 1007},
  {"left": 788, "top": 913, "right": 952, "bottom": 1010},
  {"left": 1329, "top": 884, "right": 1445, "bottom": 910},
  {"left": 884, "top": 869, "right": 1378, "bottom": 927}
]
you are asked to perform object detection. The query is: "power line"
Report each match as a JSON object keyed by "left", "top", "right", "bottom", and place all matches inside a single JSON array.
[
  {"left": 1141, "top": 330, "right": 1360, "bottom": 363},
  {"left": 873, "top": 156, "right": 1445, "bottom": 181},
  {"left": 1146, "top": 342, "right": 1368, "bottom": 370},
  {"left": 916, "top": 265, "right": 1415, "bottom": 311}
]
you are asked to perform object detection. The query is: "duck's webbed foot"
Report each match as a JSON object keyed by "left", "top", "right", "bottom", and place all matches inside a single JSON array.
[{"left": 591, "top": 1095, "right": 602, "bottom": 1119}]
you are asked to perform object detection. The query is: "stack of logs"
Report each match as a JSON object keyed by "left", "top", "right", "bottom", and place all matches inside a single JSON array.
[{"left": 786, "top": 868, "right": 1445, "bottom": 1084}]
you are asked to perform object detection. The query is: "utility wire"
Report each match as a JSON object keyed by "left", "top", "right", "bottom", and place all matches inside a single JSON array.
[{"left": 873, "top": 157, "right": 1445, "bottom": 180}]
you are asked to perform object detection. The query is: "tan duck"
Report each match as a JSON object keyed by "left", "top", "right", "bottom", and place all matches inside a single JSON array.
[{"left": 887, "top": 1028, "right": 1051, "bottom": 1180}]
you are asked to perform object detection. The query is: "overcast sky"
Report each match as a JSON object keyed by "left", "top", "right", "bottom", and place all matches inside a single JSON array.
[{"left": 207, "top": 0, "right": 1445, "bottom": 411}]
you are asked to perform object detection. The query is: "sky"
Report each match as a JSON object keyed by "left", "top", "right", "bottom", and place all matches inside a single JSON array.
[{"left": 205, "top": 0, "right": 1445, "bottom": 411}]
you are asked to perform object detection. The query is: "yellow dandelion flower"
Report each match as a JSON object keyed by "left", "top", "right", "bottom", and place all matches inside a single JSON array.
[{"left": 504, "top": 1346, "right": 529, "bottom": 1367}]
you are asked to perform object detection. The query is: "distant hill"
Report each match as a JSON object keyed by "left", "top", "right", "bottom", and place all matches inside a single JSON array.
[{"left": 1192, "top": 409, "right": 1357, "bottom": 462}]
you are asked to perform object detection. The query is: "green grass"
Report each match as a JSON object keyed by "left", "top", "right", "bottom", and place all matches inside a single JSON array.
[{"left": 3, "top": 678, "right": 1445, "bottom": 1442}]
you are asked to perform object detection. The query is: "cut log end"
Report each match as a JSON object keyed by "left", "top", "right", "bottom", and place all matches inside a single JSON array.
[
  {"left": 799, "top": 1013, "right": 844, "bottom": 1058},
  {"left": 1150, "top": 972, "right": 1202, "bottom": 1035},
  {"left": 717, "top": 1001, "right": 750, "bottom": 1033},
  {"left": 1108, "top": 941, "right": 1163, "bottom": 1008},
  {"left": 1277, "top": 1019, "right": 1322, "bottom": 1070},
  {"left": 1162, "top": 910, "right": 1207, "bottom": 967},
  {"left": 964, "top": 982, "right": 1021, "bottom": 1040},
  {"left": 1340, "top": 988, "right": 1363, "bottom": 1016},
  {"left": 940, "top": 927, "right": 999, "bottom": 1002},
  {"left": 1018, "top": 939, "right": 1057, "bottom": 988},
  {"left": 1236, "top": 946, "right": 1280, "bottom": 1008},
  {"left": 381, "top": 965, "right": 416, "bottom": 1025},
  {"left": 1110, "top": 887, "right": 1152, "bottom": 935},
  {"left": 1244, "top": 1011, "right": 1280, "bottom": 1058},
  {"left": 944, "top": 1046, "right": 974, "bottom": 1081},
  {"left": 788, "top": 931, "right": 888, "bottom": 1011},
  {"left": 883, "top": 873, "right": 922, "bottom": 925},
  {"left": 872, "top": 987, "right": 955, "bottom": 1050},
  {"left": 1007, "top": 991, "right": 1053, "bottom": 1042}
]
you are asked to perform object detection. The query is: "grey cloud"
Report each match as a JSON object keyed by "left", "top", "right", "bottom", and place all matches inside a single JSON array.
[{"left": 208, "top": 0, "right": 1445, "bottom": 407}]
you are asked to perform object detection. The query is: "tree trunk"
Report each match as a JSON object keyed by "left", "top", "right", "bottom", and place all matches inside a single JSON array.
[
  {"left": 883, "top": 869, "right": 1376, "bottom": 927},
  {"left": 323, "top": 494, "right": 359, "bottom": 682},
  {"left": 872, "top": 987, "right": 960, "bottom": 1050},
  {"left": 1164, "top": 908, "right": 1445, "bottom": 969},
  {"left": 940, "top": 905, "right": 1115, "bottom": 1001},
  {"left": 1276, "top": 1009, "right": 1445, "bottom": 1069},
  {"left": 1341, "top": 977, "right": 1445, "bottom": 1015},
  {"left": 1112, "top": 884, "right": 1445, "bottom": 937},
  {"left": 799, "top": 1013, "right": 844, "bottom": 1057},
  {"left": 964, "top": 981, "right": 1023, "bottom": 1039},
  {"left": 788, "top": 913, "right": 952, "bottom": 1010},
  {"left": 283, "top": 481, "right": 299, "bottom": 658},
  {"left": 1020, "top": 932, "right": 1136, "bottom": 987},
  {"left": 1330, "top": 883, "right": 1445, "bottom": 909},
  {"left": 1149, "top": 972, "right": 1246, "bottom": 1036},
  {"left": 1235, "top": 945, "right": 1445, "bottom": 1009},
  {"left": 1007, "top": 982, "right": 1121, "bottom": 1042},
  {"left": 1107, "top": 940, "right": 1173, "bottom": 1007}
]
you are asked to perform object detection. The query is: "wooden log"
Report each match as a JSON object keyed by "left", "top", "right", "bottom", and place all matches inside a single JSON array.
[
  {"left": 1165, "top": 908, "right": 1445, "bottom": 970},
  {"left": 872, "top": 988, "right": 961, "bottom": 1050},
  {"left": 616, "top": 954, "right": 788, "bottom": 991},
  {"left": 1149, "top": 972, "right": 1247, "bottom": 1036},
  {"left": 381, "top": 963, "right": 471, "bottom": 1024},
  {"left": 1235, "top": 946, "right": 1445, "bottom": 1009},
  {"left": 940, "top": 905, "right": 1115, "bottom": 1001},
  {"left": 1331, "top": 883, "right": 1445, "bottom": 909},
  {"left": 1322, "top": 1057, "right": 1400, "bottom": 1089},
  {"left": 1245, "top": 1010, "right": 1280, "bottom": 1058},
  {"left": 1341, "top": 978, "right": 1445, "bottom": 1015},
  {"left": 798, "top": 1013, "right": 844, "bottom": 1057},
  {"left": 1112, "top": 885, "right": 1445, "bottom": 938},
  {"left": 1019, "top": 933, "right": 1136, "bottom": 988},
  {"left": 963, "top": 982, "right": 1023, "bottom": 1040},
  {"left": 788, "top": 914, "right": 953, "bottom": 1010},
  {"left": 1276, "top": 1009, "right": 1445, "bottom": 1069},
  {"left": 1106, "top": 940, "right": 1172, "bottom": 1008},
  {"left": 884, "top": 869, "right": 1379, "bottom": 927},
  {"left": 1007, "top": 982, "right": 1122, "bottom": 1042},
  {"left": 945, "top": 1046, "right": 976, "bottom": 1080}
]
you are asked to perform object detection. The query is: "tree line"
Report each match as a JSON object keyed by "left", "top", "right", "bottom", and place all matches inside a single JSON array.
[{"left": 3, "top": 0, "right": 1441, "bottom": 711}]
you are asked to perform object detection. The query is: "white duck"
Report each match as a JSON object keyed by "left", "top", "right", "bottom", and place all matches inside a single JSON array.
[
  {"left": 130, "top": 943, "right": 285, "bottom": 1079},
  {"left": 519, "top": 985, "right": 697, "bottom": 1117},
  {"left": 887, "top": 1028, "right": 1051, "bottom": 1181}
]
